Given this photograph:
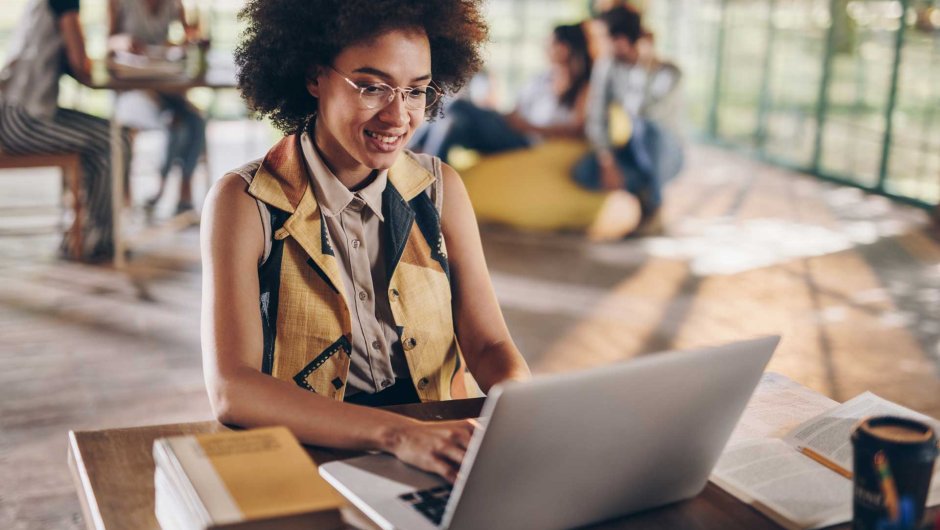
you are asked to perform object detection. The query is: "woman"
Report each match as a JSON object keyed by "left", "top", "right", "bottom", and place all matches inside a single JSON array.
[
  {"left": 415, "top": 23, "right": 593, "bottom": 163},
  {"left": 0, "top": 0, "right": 129, "bottom": 261},
  {"left": 201, "top": 0, "right": 530, "bottom": 483},
  {"left": 108, "top": 0, "right": 207, "bottom": 213}
]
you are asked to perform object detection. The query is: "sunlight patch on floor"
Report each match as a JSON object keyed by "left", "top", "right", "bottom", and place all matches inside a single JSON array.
[{"left": 589, "top": 217, "right": 917, "bottom": 276}]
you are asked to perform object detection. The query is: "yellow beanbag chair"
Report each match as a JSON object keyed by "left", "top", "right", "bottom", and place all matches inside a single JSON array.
[{"left": 461, "top": 139, "right": 640, "bottom": 239}]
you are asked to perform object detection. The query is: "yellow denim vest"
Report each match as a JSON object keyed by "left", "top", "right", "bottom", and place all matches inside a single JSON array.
[{"left": 243, "top": 135, "right": 467, "bottom": 402}]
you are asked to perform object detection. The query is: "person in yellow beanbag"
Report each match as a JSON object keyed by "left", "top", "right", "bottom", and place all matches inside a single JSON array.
[{"left": 461, "top": 138, "right": 640, "bottom": 240}]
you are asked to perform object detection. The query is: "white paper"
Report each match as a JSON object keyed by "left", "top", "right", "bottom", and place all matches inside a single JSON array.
[
  {"left": 712, "top": 439, "right": 852, "bottom": 530},
  {"left": 727, "top": 372, "right": 839, "bottom": 446}
]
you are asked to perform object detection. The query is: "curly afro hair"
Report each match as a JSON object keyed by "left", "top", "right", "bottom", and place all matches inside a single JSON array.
[{"left": 235, "top": 0, "right": 489, "bottom": 135}]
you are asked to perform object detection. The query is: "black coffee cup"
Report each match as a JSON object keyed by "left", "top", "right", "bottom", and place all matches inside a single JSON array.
[{"left": 852, "top": 416, "right": 938, "bottom": 530}]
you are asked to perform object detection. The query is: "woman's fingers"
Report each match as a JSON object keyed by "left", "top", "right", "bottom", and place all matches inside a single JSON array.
[
  {"left": 435, "top": 439, "right": 467, "bottom": 468},
  {"left": 430, "top": 454, "right": 461, "bottom": 484},
  {"left": 449, "top": 423, "right": 474, "bottom": 449},
  {"left": 392, "top": 419, "right": 482, "bottom": 482}
]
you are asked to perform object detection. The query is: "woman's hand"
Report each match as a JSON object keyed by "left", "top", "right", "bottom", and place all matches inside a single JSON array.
[
  {"left": 504, "top": 112, "right": 533, "bottom": 135},
  {"left": 384, "top": 419, "right": 478, "bottom": 483},
  {"left": 598, "top": 152, "right": 625, "bottom": 191}
]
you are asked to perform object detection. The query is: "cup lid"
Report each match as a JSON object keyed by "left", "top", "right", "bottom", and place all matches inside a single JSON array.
[{"left": 853, "top": 416, "right": 939, "bottom": 457}]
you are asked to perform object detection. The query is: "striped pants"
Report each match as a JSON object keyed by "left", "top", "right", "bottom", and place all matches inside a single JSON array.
[{"left": 0, "top": 103, "right": 130, "bottom": 260}]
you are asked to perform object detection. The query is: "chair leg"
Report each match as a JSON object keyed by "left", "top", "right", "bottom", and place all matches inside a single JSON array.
[{"left": 63, "top": 160, "right": 83, "bottom": 260}]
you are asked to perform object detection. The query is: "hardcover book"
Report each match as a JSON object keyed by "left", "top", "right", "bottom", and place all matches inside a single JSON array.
[{"left": 153, "top": 426, "right": 345, "bottom": 530}]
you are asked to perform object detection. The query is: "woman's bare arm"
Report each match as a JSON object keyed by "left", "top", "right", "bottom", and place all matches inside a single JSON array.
[
  {"left": 440, "top": 164, "right": 531, "bottom": 392},
  {"left": 507, "top": 85, "right": 590, "bottom": 140},
  {"left": 201, "top": 174, "right": 476, "bottom": 482},
  {"left": 58, "top": 12, "right": 91, "bottom": 82},
  {"left": 175, "top": 0, "right": 197, "bottom": 36}
]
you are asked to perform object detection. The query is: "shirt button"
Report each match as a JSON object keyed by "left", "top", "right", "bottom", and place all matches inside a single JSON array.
[
  {"left": 371, "top": 340, "right": 381, "bottom": 350},
  {"left": 358, "top": 291, "right": 367, "bottom": 301},
  {"left": 381, "top": 379, "right": 392, "bottom": 389},
  {"left": 351, "top": 239, "right": 361, "bottom": 248},
  {"left": 417, "top": 377, "right": 430, "bottom": 390}
]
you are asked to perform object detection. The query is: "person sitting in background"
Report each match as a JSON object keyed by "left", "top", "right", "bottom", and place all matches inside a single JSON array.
[
  {"left": 0, "top": 0, "right": 130, "bottom": 261},
  {"left": 414, "top": 23, "right": 593, "bottom": 163},
  {"left": 108, "top": 0, "right": 207, "bottom": 214},
  {"left": 575, "top": 5, "right": 684, "bottom": 235}
]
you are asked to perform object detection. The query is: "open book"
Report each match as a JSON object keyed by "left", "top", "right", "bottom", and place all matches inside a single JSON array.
[{"left": 710, "top": 373, "right": 940, "bottom": 530}]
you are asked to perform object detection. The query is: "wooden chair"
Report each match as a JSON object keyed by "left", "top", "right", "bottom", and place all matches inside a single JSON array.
[{"left": 0, "top": 151, "right": 83, "bottom": 259}]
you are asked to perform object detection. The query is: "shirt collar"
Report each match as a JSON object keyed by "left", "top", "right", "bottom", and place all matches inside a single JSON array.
[{"left": 300, "top": 132, "right": 386, "bottom": 221}]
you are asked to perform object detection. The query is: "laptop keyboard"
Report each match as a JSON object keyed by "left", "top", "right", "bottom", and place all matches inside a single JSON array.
[{"left": 399, "top": 484, "right": 452, "bottom": 525}]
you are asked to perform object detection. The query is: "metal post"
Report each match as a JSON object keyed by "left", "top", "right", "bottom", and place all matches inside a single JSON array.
[
  {"left": 876, "top": 0, "right": 910, "bottom": 192},
  {"left": 110, "top": 110, "right": 125, "bottom": 269},
  {"left": 755, "top": 0, "right": 778, "bottom": 151},
  {"left": 811, "top": 0, "right": 840, "bottom": 174},
  {"left": 706, "top": 0, "right": 729, "bottom": 138}
]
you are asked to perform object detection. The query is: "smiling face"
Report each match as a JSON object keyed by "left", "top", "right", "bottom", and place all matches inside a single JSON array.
[{"left": 307, "top": 28, "right": 432, "bottom": 186}]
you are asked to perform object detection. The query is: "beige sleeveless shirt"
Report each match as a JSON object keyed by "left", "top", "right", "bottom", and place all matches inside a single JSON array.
[{"left": 231, "top": 136, "right": 449, "bottom": 397}]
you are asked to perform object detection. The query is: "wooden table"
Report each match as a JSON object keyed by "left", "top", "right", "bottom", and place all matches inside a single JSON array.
[
  {"left": 68, "top": 397, "right": 844, "bottom": 530},
  {"left": 81, "top": 59, "right": 236, "bottom": 269}
]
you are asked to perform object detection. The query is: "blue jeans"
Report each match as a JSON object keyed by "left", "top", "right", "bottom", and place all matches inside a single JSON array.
[
  {"left": 413, "top": 99, "right": 530, "bottom": 163},
  {"left": 158, "top": 94, "right": 206, "bottom": 182},
  {"left": 573, "top": 118, "right": 683, "bottom": 214}
]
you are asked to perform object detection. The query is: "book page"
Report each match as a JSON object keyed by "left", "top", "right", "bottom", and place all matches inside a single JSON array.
[
  {"left": 711, "top": 439, "right": 852, "bottom": 530},
  {"left": 782, "top": 392, "right": 940, "bottom": 505},
  {"left": 727, "top": 373, "right": 839, "bottom": 446},
  {"left": 782, "top": 392, "right": 940, "bottom": 471}
]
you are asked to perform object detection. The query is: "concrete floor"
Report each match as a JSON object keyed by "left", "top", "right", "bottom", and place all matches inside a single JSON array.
[{"left": 1, "top": 126, "right": 939, "bottom": 529}]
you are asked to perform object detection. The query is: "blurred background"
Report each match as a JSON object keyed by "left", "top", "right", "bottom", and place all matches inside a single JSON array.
[
  {"left": 3, "top": 0, "right": 938, "bottom": 203},
  {"left": 1, "top": 1, "right": 939, "bottom": 528}
]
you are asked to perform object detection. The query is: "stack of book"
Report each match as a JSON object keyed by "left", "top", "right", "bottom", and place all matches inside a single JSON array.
[{"left": 153, "top": 426, "right": 346, "bottom": 530}]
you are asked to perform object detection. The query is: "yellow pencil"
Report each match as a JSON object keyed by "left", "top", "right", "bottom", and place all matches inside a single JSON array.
[{"left": 799, "top": 447, "right": 853, "bottom": 479}]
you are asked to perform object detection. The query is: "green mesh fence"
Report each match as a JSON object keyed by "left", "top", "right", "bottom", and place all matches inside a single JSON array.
[{"left": 645, "top": 0, "right": 940, "bottom": 207}]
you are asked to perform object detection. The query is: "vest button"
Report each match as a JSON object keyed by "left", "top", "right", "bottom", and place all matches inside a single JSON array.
[
  {"left": 417, "top": 377, "right": 429, "bottom": 390},
  {"left": 390, "top": 288, "right": 400, "bottom": 299},
  {"left": 403, "top": 337, "right": 418, "bottom": 350}
]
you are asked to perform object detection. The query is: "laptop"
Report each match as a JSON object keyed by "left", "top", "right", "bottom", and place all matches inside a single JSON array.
[{"left": 320, "top": 336, "right": 779, "bottom": 530}]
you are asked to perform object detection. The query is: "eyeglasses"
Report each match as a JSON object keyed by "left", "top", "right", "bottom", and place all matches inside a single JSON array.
[{"left": 327, "top": 65, "right": 441, "bottom": 111}]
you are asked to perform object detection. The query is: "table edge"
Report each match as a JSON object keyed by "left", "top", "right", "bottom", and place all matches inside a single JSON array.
[{"left": 68, "top": 430, "right": 108, "bottom": 530}]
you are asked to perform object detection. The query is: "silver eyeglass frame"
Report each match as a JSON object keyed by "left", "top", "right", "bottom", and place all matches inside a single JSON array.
[{"left": 327, "top": 65, "right": 440, "bottom": 111}]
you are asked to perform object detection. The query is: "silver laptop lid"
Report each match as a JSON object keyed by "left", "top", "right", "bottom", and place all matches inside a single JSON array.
[{"left": 443, "top": 336, "right": 779, "bottom": 530}]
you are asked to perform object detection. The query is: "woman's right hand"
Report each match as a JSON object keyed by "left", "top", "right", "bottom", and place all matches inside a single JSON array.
[{"left": 384, "top": 419, "right": 478, "bottom": 483}]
